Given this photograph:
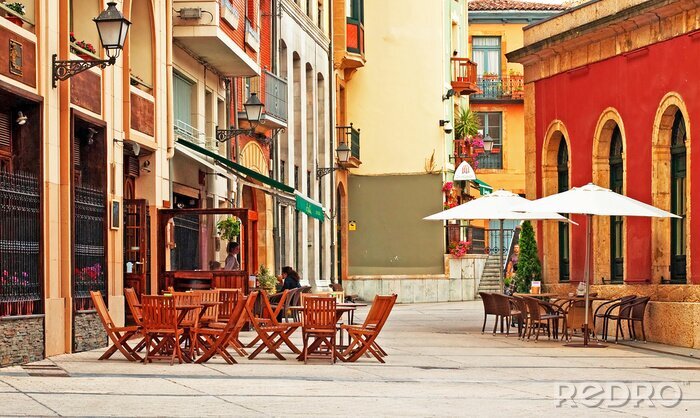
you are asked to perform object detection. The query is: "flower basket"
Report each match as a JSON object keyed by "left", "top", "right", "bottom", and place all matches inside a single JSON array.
[{"left": 5, "top": 15, "right": 23, "bottom": 26}]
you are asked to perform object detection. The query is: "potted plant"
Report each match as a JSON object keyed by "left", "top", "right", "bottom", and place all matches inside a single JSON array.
[
  {"left": 3, "top": 2, "right": 25, "bottom": 26},
  {"left": 448, "top": 240, "right": 471, "bottom": 258},
  {"left": 513, "top": 221, "right": 541, "bottom": 293},
  {"left": 256, "top": 265, "right": 277, "bottom": 294},
  {"left": 512, "top": 86, "right": 525, "bottom": 99},
  {"left": 454, "top": 107, "right": 480, "bottom": 140},
  {"left": 216, "top": 216, "right": 241, "bottom": 243},
  {"left": 482, "top": 71, "right": 500, "bottom": 81}
]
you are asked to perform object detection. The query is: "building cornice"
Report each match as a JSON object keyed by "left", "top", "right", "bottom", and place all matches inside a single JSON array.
[
  {"left": 507, "top": 0, "right": 687, "bottom": 65},
  {"left": 280, "top": 0, "right": 331, "bottom": 52},
  {"left": 468, "top": 10, "right": 562, "bottom": 24}
]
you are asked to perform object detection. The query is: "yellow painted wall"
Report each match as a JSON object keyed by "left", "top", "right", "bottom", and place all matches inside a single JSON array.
[
  {"left": 469, "top": 22, "right": 527, "bottom": 194},
  {"left": 347, "top": 0, "right": 449, "bottom": 176}
]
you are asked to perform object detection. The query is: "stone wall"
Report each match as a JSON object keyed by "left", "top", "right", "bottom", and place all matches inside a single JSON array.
[
  {"left": 546, "top": 283, "right": 700, "bottom": 348},
  {"left": 344, "top": 255, "right": 487, "bottom": 303},
  {"left": 73, "top": 312, "right": 107, "bottom": 353},
  {"left": 0, "top": 316, "right": 44, "bottom": 367}
]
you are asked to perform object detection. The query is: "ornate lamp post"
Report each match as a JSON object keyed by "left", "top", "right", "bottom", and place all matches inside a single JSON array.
[
  {"left": 52, "top": 2, "right": 131, "bottom": 88},
  {"left": 316, "top": 142, "right": 352, "bottom": 179},
  {"left": 215, "top": 93, "right": 265, "bottom": 143}
]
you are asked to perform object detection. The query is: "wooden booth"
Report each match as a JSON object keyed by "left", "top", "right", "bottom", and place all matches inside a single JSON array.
[{"left": 157, "top": 208, "right": 258, "bottom": 294}]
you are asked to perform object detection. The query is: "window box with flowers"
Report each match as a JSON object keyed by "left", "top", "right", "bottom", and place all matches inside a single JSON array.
[
  {"left": 70, "top": 32, "right": 99, "bottom": 60},
  {"left": 2, "top": 2, "right": 25, "bottom": 26}
]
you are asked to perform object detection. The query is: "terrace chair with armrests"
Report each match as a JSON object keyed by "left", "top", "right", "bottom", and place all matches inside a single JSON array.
[
  {"left": 611, "top": 296, "right": 650, "bottom": 343},
  {"left": 593, "top": 295, "right": 636, "bottom": 341},
  {"left": 492, "top": 293, "right": 522, "bottom": 336},
  {"left": 522, "top": 296, "right": 566, "bottom": 341},
  {"left": 91, "top": 290, "right": 142, "bottom": 362},
  {"left": 341, "top": 294, "right": 397, "bottom": 363}
]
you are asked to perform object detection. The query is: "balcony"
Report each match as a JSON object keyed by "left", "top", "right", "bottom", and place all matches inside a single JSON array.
[
  {"left": 471, "top": 75, "right": 525, "bottom": 101},
  {"left": 450, "top": 58, "right": 479, "bottom": 96},
  {"left": 337, "top": 124, "right": 361, "bottom": 168},
  {"left": 172, "top": 0, "right": 260, "bottom": 76},
  {"left": 0, "top": 1, "right": 35, "bottom": 34},
  {"left": 452, "top": 139, "right": 502, "bottom": 170},
  {"left": 238, "top": 71, "right": 288, "bottom": 129}
]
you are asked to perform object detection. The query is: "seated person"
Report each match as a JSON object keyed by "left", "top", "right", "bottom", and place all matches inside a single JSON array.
[{"left": 277, "top": 266, "right": 301, "bottom": 290}]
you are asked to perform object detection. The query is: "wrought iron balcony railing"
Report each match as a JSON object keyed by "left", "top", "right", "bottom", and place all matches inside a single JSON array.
[
  {"left": 337, "top": 124, "right": 360, "bottom": 161},
  {"left": 472, "top": 75, "right": 524, "bottom": 100}
]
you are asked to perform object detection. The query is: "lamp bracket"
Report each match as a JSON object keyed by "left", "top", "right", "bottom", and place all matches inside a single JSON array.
[
  {"left": 216, "top": 127, "right": 254, "bottom": 143},
  {"left": 316, "top": 167, "right": 336, "bottom": 180},
  {"left": 52, "top": 54, "right": 115, "bottom": 88}
]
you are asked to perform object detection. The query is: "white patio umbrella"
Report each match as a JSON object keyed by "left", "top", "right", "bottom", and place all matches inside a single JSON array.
[
  {"left": 513, "top": 183, "right": 680, "bottom": 347},
  {"left": 425, "top": 190, "right": 572, "bottom": 292}
]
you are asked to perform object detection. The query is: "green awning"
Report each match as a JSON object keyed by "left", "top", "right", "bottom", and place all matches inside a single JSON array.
[
  {"left": 295, "top": 192, "right": 325, "bottom": 222},
  {"left": 472, "top": 178, "right": 493, "bottom": 195},
  {"left": 176, "top": 138, "right": 325, "bottom": 221},
  {"left": 176, "top": 138, "right": 294, "bottom": 194}
]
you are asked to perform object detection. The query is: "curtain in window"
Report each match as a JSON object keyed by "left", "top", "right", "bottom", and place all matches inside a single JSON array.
[{"left": 472, "top": 37, "right": 501, "bottom": 76}]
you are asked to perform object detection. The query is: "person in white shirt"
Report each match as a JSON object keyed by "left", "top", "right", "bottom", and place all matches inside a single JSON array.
[{"left": 224, "top": 242, "right": 240, "bottom": 270}]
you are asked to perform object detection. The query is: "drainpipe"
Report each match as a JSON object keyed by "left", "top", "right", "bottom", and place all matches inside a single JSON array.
[
  {"left": 328, "top": 0, "right": 336, "bottom": 285},
  {"left": 225, "top": 78, "right": 233, "bottom": 204},
  {"left": 166, "top": 0, "right": 175, "bottom": 209},
  {"left": 271, "top": 0, "right": 281, "bottom": 273},
  {"left": 271, "top": 0, "right": 278, "bottom": 74},
  {"left": 233, "top": 79, "right": 242, "bottom": 207}
]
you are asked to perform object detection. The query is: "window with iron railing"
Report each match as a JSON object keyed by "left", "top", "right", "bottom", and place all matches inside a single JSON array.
[
  {"left": 346, "top": 0, "right": 364, "bottom": 54},
  {"left": 475, "top": 112, "right": 502, "bottom": 169},
  {"left": 472, "top": 36, "right": 501, "bottom": 77}
]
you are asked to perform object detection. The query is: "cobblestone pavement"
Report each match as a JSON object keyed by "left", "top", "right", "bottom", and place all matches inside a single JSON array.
[{"left": 0, "top": 301, "right": 698, "bottom": 417}]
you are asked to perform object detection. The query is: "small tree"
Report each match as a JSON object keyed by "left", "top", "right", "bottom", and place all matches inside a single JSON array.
[{"left": 514, "top": 220, "right": 541, "bottom": 293}]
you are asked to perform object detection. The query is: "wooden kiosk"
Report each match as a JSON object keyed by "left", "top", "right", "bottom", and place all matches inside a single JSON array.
[{"left": 157, "top": 208, "right": 258, "bottom": 294}]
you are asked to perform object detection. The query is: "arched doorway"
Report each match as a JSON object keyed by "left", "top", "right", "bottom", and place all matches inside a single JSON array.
[
  {"left": 609, "top": 127, "right": 624, "bottom": 283},
  {"left": 336, "top": 181, "right": 348, "bottom": 283},
  {"left": 556, "top": 140, "right": 570, "bottom": 282},
  {"left": 651, "top": 94, "right": 690, "bottom": 283},
  {"left": 542, "top": 121, "right": 570, "bottom": 283},
  {"left": 670, "top": 111, "right": 687, "bottom": 283}
]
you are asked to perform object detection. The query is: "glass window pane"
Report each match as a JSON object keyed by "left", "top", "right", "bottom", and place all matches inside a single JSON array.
[{"left": 473, "top": 37, "right": 500, "bottom": 48}]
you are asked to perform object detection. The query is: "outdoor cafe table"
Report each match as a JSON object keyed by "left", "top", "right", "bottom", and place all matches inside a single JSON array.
[
  {"left": 551, "top": 295, "right": 609, "bottom": 339},
  {"left": 513, "top": 292, "right": 559, "bottom": 299}
]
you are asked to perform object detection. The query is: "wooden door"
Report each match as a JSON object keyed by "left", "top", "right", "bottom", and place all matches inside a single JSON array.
[{"left": 124, "top": 199, "right": 149, "bottom": 322}]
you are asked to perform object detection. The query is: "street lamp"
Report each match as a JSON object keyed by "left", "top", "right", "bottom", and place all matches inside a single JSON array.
[
  {"left": 216, "top": 93, "right": 265, "bottom": 143},
  {"left": 483, "top": 134, "right": 495, "bottom": 153},
  {"left": 316, "top": 142, "right": 352, "bottom": 179},
  {"left": 52, "top": 2, "right": 131, "bottom": 88}
]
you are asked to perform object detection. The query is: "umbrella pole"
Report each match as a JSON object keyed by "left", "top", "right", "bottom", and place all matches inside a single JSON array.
[
  {"left": 499, "top": 219, "right": 505, "bottom": 293},
  {"left": 583, "top": 213, "right": 591, "bottom": 346}
]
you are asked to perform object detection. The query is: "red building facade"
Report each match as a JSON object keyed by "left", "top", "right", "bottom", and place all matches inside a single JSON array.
[{"left": 509, "top": 0, "right": 700, "bottom": 347}]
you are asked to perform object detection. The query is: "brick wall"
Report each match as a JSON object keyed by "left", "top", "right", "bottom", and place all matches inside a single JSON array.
[
  {"left": 73, "top": 312, "right": 107, "bottom": 353},
  {"left": 0, "top": 316, "right": 44, "bottom": 367}
]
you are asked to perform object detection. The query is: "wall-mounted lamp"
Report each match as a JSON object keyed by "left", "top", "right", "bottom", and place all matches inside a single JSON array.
[
  {"left": 483, "top": 134, "right": 495, "bottom": 153},
  {"left": 16, "top": 111, "right": 27, "bottom": 125},
  {"left": 114, "top": 138, "right": 140, "bottom": 156},
  {"left": 86, "top": 127, "right": 98, "bottom": 145},
  {"left": 141, "top": 159, "right": 151, "bottom": 173},
  {"left": 442, "top": 88, "right": 456, "bottom": 101},
  {"left": 215, "top": 93, "right": 265, "bottom": 142},
  {"left": 316, "top": 142, "right": 352, "bottom": 179},
  {"left": 52, "top": 2, "right": 131, "bottom": 88},
  {"left": 439, "top": 119, "right": 453, "bottom": 134}
]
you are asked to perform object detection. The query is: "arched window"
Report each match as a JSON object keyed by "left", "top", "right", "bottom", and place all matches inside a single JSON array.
[
  {"left": 670, "top": 111, "right": 687, "bottom": 283},
  {"left": 557, "top": 139, "right": 569, "bottom": 282},
  {"left": 609, "top": 127, "right": 624, "bottom": 283}
]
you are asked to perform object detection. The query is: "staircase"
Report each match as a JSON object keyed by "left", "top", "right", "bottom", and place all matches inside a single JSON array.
[{"left": 478, "top": 255, "right": 503, "bottom": 294}]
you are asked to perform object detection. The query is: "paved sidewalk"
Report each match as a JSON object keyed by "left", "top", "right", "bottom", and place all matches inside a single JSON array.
[{"left": 0, "top": 301, "right": 698, "bottom": 417}]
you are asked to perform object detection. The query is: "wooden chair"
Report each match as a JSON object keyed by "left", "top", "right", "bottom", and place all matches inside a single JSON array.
[
  {"left": 140, "top": 295, "right": 184, "bottom": 365},
  {"left": 216, "top": 288, "right": 242, "bottom": 324},
  {"left": 245, "top": 291, "right": 301, "bottom": 360},
  {"left": 302, "top": 296, "right": 337, "bottom": 364},
  {"left": 207, "top": 289, "right": 250, "bottom": 358},
  {"left": 246, "top": 290, "right": 290, "bottom": 348},
  {"left": 272, "top": 287, "right": 302, "bottom": 323},
  {"left": 292, "top": 286, "right": 313, "bottom": 321},
  {"left": 194, "top": 289, "right": 220, "bottom": 325},
  {"left": 172, "top": 291, "right": 202, "bottom": 356},
  {"left": 341, "top": 294, "right": 397, "bottom": 363},
  {"left": 90, "top": 291, "right": 142, "bottom": 362},
  {"left": 478, "top": 292, "right": 498, "bottom": 334},
  {"left": 124, "top": 288, "right": 142, "bottom": 324},
  {"left": 196, "top": 294, "right": 248, "bottom": 364}
]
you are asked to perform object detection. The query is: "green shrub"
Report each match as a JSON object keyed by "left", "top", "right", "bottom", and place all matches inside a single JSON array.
[{"left": 514, "top": 220, "right": 541, "bottom": 293}]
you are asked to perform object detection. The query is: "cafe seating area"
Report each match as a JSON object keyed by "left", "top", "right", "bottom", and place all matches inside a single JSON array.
[
  {"left": 479, "top": 291, "right": 650, "bottom": 343},
  {"left": 90, "top": 289, "right": 396, "bottom": 366}
]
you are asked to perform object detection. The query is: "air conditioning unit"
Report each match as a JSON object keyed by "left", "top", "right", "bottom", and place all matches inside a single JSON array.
[{"left": 179, "top": 8, "right": 202, "bottom": 19}]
